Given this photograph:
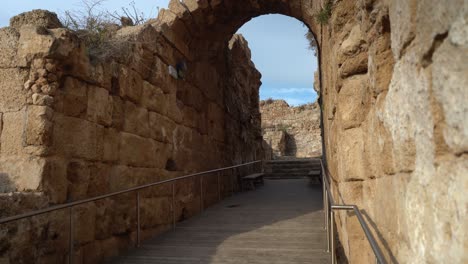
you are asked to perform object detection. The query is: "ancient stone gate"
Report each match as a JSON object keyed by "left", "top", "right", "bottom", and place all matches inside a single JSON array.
[{"left": 0, "top": 0, "right": 467, "bottom": 263}]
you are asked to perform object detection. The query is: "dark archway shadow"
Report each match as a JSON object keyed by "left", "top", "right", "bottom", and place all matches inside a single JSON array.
[{"left": 284, "top": 133, "right": 298, "bottom": 156}]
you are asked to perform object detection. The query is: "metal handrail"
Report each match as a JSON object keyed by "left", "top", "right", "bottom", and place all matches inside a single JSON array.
[
  {"left": 0, "top": 160, "right": 262, "bottom": 263},
  {"left": 320, "top": 159, "right": 387, "bottom": 264}
]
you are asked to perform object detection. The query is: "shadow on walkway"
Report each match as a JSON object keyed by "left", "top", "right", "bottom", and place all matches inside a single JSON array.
[{"left": 110, "top": 179, "right": 329, "bottom": 264}]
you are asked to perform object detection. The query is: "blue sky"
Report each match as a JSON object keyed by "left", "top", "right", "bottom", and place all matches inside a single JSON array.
[{"left": 1, "top": 1, "right": 318, "bottom": 106}]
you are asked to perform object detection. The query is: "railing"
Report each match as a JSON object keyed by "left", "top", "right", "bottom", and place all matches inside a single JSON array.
[
  {"left": 0, "top": 160, "right": 262, "bottom": 264},
  {"left": 320, "top": 159, "right": 387, "bottom": 264}
]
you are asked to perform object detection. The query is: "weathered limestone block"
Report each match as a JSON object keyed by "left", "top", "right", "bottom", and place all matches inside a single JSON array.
[
  {"left": 119, "top": 133, "right": 169, "bottom": 168},
  {"left": 0, "top": 27, "right": 20, "bottom": 68},
  {"left": 32, "top": 93, "right": 54, "bottom": 106},
  {"left": 9, "top": 9, "right": 62, "bottom": 30},
  {"left": 56, "top": 77, "right": 87, "bottom": 118},
  {"left": 368, "top": 36, "right": 394, "bottom": 96},
  {"left": 383, "top": 58, "right": 428, "bottom": 174},
  {"left": 337, "top": 128, "right": 366, "bottom": 181},
  {"left": 146, "top": 56, "right": 175, "bottom": 94},
  {"left": 74, "top": 203, "right": 97, "bottom": 245},
  {"left": 111, "top": 96, "right": 124, "bottom": 130},
  {"left": 0, "top": 156, "right": 45, "bottom": 191},
  {"left": 389, "top": 0, "right": 417, "bottom": 58},
  {"left": 67, "top": 161, "right": 90, "bottom": 201},
  {"left": 87, "top": 86, "right": 112, "bottom": 126},
  {"left": 339, "top": 51, "right": 368, "bottom": 78},
  {"left": 193, "top": 62, "right": 221, "bottom": 101},
  {"left": 16, "top": 26, "right": 56, "bottom": 67},
  {"left": 141, "top": 81, "right": 168, "bottom": 114},
  {"left": 165, "top": 92, "right": 183, "bottom": 124},
  {"left": 149, "top": 111, "right": 176, "bottom": 143},
  {"left": 87, "top": 163, "right": 111, "bottom": 197},
  {"left": 123, "top": 101, "right": 150, "bottom": 137},
  {"left": 155, "top": 9, "right": 192, "bottom": 60},
  {"left": 413, "top": 0, "right": 464, "bottom": 60},
  {"left": 337, "top": 74, "right": 369, "bottom": 129},
  {"left": 0, "top": 111, "right": 24, "bottom": 156},
  {"left": 25, "top": 105, "right": 53, "bottom": 146},
  {"left": 182, "top": 106, "right": 199, "bottom": 129},
  {"left": 340, "top": 25, "right": 366, "bottom": 57},
  {"left": 363, "top": 103, "right": 396, "bottom": 178},
  {"left": 0, "top": 68, "right": 29, "bottom": 112},
  {"left": 102, "top": 129, "right": 120, "bottom": 162},
  {"left": 42, "top": 158, "right": 68, "bottom": 204},
  {"left": 432, "top": 19, "right": 468, "bottom": 154},
  {"left": 115, "top": 25, "right": 158, "bottom": 79},
  {"left": 118, "top": 66, "right": 142, "bottom": 103},
  {"left": 53, "top": 115, "right": 104, "bottom": 160}
]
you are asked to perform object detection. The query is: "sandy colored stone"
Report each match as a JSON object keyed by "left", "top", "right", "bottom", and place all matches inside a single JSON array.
[
  {"left": 0, "top": 156, "right": 45, "bottom": 191},
  {"left": 53, "top": 115, "right": 104, "bottom": 160},
  {"left": 87, "top": 86, "right": 112, "bottom": 126},
  {"left": 102, "top": 128, "right": 120, "bottom": 162},
  {"left": 337, "top": 74, "right": 369, "bottom": 129},
  {"left": 0, "top": 111, "right": 24, "bottom": 155},
  {"left": 25, "top": 105, "right": 53, "bottom": 146},
  {"left": 0, "top": 27, "right": 20, "bottom": 68},
  {"left": 118, "top": 66, "right": 142, "bottom": 103},
  {"left": 141, "top": 81, "right": 168, "bottom": 114},
  {"left": 337, "top": 127, "right": 366, "bottom": 181},
  {"left": 0, "top": 68, "right": 29, "bottom": 112},
  {"left": 149, "top": 111, "right": 176, "bottom": 143},
  {"left": 10, "top": 9, "right": 62, "bottom": 30},
  {"left": 123, "top": 101, "right": 149, "bottom": 137},
  {"left": 42, "top": 158, "right": 68, "bottom": 204}
]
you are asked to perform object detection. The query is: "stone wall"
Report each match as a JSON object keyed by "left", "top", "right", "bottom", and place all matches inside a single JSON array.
[
  {"left": 0, "top": 10, "right": 262, "bottom": 263},
  {"left": 318, "top": 0, "right": 468, "bottom": 263},
  {"left": 260, "top": 99, "right": 321, "bottom": 158}
]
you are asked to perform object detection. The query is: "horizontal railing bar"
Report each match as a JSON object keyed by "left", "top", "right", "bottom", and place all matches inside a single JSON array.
[
  {"left": 0, "top": 160, "right": 261, "bottom": 225},
  {"left": 321, "top": 159, "right": 387, "bottom": 264}
]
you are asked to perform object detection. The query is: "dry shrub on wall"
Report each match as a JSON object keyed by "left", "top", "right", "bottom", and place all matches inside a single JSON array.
[
  {"left": 315, "top": 1, "right": 333, "bottom": 24},
  {"left": 61, "top": 0, "right": 150, "bottom": 61},
  {"left": 305, "top": 30, "right": 318, "bottom": 56}
]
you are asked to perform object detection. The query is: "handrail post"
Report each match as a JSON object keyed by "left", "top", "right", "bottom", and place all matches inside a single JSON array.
[
  {"left": 230, "top": 169, "right": 234, "bottom": 196},
  {"left": 68, "top": 207, "right": 74, "bottom": 264},
  {"left": 136, "top": 191, "right": 140, "bottom": 248},
  {"left": 331, "top": 210, "right": 335, "bottom": 264},
  {"left": 326, "top": 190, "right": 330, "bottom": 253},
  {"left": 217, "top": 172, "right": 221, "bottom": 202},
  {"left": 172, "top": 183, "right": 176, "bottom": 230},
  {"left": 200, "top": 175, "right": 203, "bottom": 212}
]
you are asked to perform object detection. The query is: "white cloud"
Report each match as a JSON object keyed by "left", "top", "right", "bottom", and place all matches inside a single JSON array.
[
  {"left": 275, "top": 87, "right": 314, "bottom": 93},
  {"left": 283, "top": 98, "right": 310, "bottom": 106}
]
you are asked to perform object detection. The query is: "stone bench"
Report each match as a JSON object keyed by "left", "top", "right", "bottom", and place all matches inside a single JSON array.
[{"left": 241, "top": 173, "right": 265, "bottom": 191}]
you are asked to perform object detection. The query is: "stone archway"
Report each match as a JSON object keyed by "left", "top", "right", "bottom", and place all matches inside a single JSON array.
[{"left": 0, "top": 0, "right": 467, "bottom": 263}]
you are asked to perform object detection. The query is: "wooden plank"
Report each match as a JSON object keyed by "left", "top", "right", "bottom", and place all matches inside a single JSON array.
[{"left": 110, "top": 179, "right": 330, "bottom": 264}]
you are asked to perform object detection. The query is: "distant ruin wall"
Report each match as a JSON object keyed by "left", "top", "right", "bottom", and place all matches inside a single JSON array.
[
  {"left": 0, "top": 10, "right": 262, "bottom": 263},
  {"left": 260, "top": 100, "right": 321, "bottom": 158}
]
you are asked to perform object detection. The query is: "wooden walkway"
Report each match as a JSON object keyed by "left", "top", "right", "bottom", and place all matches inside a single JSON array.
[{"left": 110, "top": 179, "right": 330, "bottom": 264}]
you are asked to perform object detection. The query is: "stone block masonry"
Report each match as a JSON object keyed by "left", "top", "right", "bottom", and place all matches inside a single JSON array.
[{"left": 0, "top": 9, "right": 262, "bottom": 263}]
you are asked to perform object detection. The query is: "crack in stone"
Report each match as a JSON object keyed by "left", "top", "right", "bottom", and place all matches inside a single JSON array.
[{"left": 422, "top": 31, "right": 449, "bottom": 68}]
